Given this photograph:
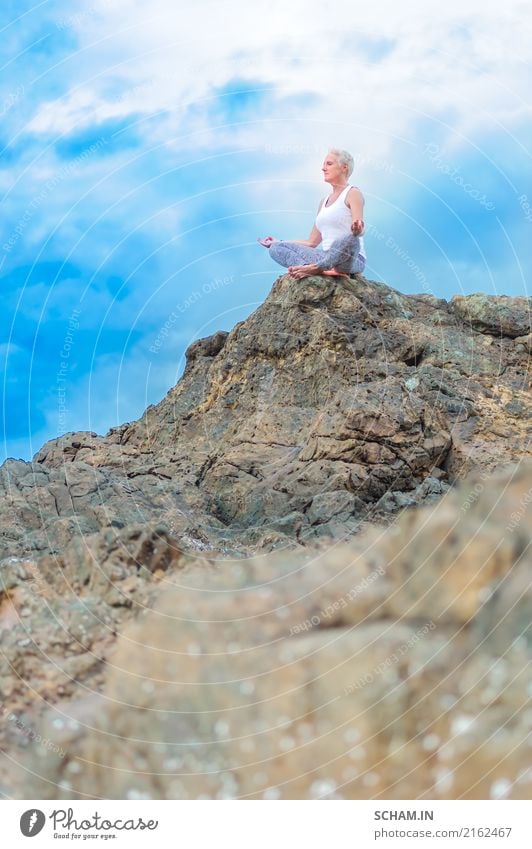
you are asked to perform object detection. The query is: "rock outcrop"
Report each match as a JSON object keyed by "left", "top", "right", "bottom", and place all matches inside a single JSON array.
[
  {"left": 7, "top": 274, "right": 532, "bottom": 554},
  {"left": 0, "top": 273, "right": 530, "bottom": 799}
]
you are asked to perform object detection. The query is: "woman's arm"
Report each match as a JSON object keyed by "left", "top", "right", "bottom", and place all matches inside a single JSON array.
[
  {"left": 291, "top": 225, "right": 322, "bottom": 247},
  {"left": 346, "top": 187, "right": 365, "bottom": 235},
  {"left": 287, "top": 199, "right": 324, "bottom": 246},
  {"left": 258, "top": 200, "right": 324, "bottom": 247}
]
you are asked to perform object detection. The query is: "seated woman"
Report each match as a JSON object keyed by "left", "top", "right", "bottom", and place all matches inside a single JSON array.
[{"left": 258, "top": 148, "right": 366, "bottom": 280}]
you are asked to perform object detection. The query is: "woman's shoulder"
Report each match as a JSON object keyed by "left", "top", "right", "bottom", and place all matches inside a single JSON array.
[{"left": 345, "top": 185, "right": 364, "bottom": 205}]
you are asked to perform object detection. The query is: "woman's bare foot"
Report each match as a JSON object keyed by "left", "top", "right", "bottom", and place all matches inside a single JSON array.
[
  {"left": 322, "top": 268, "right": 351, "bottom": 280},
  {"left": 288, "top": 263, "right": 320, "bottom": 279},
  {"left": 289, "top": 264, "right": 351, "bottom": 281}
]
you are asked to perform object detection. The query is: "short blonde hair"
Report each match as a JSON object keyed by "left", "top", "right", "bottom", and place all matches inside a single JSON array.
[{"left": 328, "top": 148, "right": 354, "bottom": 178}]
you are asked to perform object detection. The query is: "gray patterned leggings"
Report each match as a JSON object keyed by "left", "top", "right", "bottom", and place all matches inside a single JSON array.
[{"left": 269, "top": 234, "right": 364, "bottom": 274}]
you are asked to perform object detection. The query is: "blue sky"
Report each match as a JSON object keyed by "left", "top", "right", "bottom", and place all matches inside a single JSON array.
[{"left": 1, "top": 0, "right": 531, "bottom": 461}]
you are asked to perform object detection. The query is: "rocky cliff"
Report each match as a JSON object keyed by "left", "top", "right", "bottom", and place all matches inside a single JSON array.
[{"left": 0, "top": 273, "right": 531, "bottom": 799}]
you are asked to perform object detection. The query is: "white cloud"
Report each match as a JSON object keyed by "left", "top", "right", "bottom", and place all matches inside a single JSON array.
[{"left": 25, "top": 0, "right": 532, "bottom": 171}]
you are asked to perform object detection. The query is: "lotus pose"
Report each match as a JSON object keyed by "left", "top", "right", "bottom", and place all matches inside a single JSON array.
[{"left": 258, "top": 148, "right": 366, "bottom": 280}]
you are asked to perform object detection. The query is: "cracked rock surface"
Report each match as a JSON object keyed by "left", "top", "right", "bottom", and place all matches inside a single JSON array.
[{"left": 29, "top": 276, "right": 532, "bottom": 548}]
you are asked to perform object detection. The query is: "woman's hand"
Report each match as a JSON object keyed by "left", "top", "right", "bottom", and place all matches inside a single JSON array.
[
  {"left": 351, "top": 219, "right": 364, "bottom": 236},
  {"left": 257, "top": 235, "right": 277, "bottom": 247}
]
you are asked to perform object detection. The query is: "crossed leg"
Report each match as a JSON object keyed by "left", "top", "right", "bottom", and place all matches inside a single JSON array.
[{"left": 269, "top": 234, "right": 360, "bottom": 279}]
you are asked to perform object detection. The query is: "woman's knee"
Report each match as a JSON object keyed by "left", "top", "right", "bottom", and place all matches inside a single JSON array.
[
  {"left": 335, "top": 233, "right": 358, "bottom": 251},
  {"left": 353, "top": 254, "right": 365, "bottom": 274},
  {"left": 321, "top": 234, "right": 357, "bottom": 269},
  {"left": 269, "top": 240, "right": 286, "bottom": 263}
]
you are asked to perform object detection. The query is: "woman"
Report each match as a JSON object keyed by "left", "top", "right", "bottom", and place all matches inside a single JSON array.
[{"left": 258, "top": 149, "right": 366, "bottom": 280}]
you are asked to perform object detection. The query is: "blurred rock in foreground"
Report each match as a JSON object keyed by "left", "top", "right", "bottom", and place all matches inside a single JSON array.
[{"left": 7, "top": 461, "right": 532, "bottom": 800}]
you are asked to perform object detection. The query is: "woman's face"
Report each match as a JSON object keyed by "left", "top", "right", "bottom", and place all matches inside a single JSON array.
[{"left": 322, "top": 153, "right": 347, "bottom": 184}]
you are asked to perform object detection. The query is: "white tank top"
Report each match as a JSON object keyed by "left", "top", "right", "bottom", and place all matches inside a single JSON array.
[{"left": 315, "top": 184, "right": 366, "bottom": 259}]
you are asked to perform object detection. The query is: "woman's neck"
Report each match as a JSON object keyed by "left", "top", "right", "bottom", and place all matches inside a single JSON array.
[{"left": 329, "top": 180, "right": 348, "bottom": 191}]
